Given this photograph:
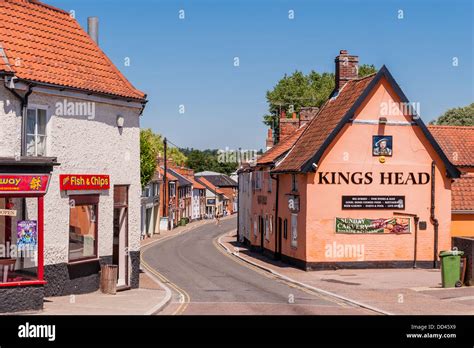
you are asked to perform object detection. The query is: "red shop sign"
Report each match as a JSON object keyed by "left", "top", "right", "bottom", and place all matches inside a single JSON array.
[
  {"left": 60, "top": 174, "right": 110, "bottom": 191},
  {"left": 0, "top": 174, "right": 50, "bottom": 194}
]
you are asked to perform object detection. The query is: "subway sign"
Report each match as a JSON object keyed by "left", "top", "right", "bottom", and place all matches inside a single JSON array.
[
  {"left": 0, "top": 174, "right": 50, "bottom": 194},
  {"left": 60, "top": 174, "right": 110, "bottom": 191}
]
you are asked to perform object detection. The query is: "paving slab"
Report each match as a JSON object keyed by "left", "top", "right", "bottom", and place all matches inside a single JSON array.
[{"left": 221, "top": 231, "right": 474, "bottom": 315}]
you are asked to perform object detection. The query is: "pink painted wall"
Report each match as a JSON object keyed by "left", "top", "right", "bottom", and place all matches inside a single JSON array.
[
  {"left": 303, "top": 77, "right": 452, "bottom": 263},
  {"left": 249, "top": 168, "right": 278, "bottom": 250}
]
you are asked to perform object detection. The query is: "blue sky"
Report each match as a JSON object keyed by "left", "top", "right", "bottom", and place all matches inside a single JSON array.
[{"left": 49, "top": 0, "right": 473, "bottom": 151}]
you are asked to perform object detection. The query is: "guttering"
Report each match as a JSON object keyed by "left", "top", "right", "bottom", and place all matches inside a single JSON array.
[
  {"left": 452, "top": 210, "right": 474, "bottom": 215},
  {"left": 15, "top": 78, "right": 147, "bottom": 104},
  {"left": 3, "top": 77, "right": 34, "bottom": 156},
  {"left": 430, "top": 161, "right": 439, "bottom": 269}
]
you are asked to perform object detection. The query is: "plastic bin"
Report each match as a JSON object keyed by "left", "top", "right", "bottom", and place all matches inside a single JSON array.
[{"left": 439, "top": 250, "right": 464, "bottom": 288}]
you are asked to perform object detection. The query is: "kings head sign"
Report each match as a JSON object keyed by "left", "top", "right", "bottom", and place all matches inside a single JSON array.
[
  {"left": 317, "top": 172, "right": 430, "bottom": 185},
  {"left": 60, "top": 175, "right": 110, "bottom": 191}
]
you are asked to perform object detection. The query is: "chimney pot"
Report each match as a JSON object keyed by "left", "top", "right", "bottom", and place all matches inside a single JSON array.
[{"left": 87, "top": 17, "right": 99, "bottom": 45}]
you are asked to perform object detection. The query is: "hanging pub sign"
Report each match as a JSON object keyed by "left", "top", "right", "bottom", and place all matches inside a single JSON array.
[
  {"left": 342, "top": 196, "right": 405, "bottom": 210},
  {"left": 335, "top": 217, "right": 411, "bottom": 234},
  {"left": 0, "top": 174, "right": 50, "bottom": 194},
  {"left": 60, "top": 174, "right": 110, "bottom": 191},
  {"left": 206, "top": 198, "right": 216, "bottom": 206},
  {"left": 287, "top": 195, "right": 300, "bottom": 213}
]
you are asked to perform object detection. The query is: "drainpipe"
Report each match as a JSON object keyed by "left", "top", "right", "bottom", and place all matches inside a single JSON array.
[
  {"left": 4, "top": 77, "right": 34, "bottom": 156},
  {"left": 430, "top": 161, "right": 439, "bottom": 269},
  {"left": 271, "top": 172, "right": 280, "bottom": 260}
]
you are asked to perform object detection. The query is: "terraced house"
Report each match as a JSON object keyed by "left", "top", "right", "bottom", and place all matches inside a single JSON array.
[{"left": 0, "top": 0, "right": 146, "bottom": 312}]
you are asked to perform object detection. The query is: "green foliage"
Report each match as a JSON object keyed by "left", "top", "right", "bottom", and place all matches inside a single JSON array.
[
  {"left": 430, "top": 103, "right": 474, "bottom": 126},
  {"left": 263, "top": 64, "right": 378, "bottom": 128},
  {"left": 181, "top": 148, "right": 239, "bottom": 176},
  {"left": 140, "top": 130, "right": 157, "bottom": 188},
  {"left": 140, "top": 129, "right": 187, "bottom": 188}
]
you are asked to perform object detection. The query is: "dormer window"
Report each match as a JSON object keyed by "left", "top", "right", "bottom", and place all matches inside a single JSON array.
[{"left": 26, "top": 107, "right": 47, "bottom": 156}]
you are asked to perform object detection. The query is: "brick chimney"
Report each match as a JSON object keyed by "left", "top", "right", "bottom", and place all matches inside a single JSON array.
[
  {"left": 335, "top": 50, "right": 359, "bottom": 91},
  {"left": 279, "top": 110, "right": 299, "bottom": 141},
  {"left": 299, "top": 107, "right": 319, "bottom": 126},
  {"left": 266, "top": 129, "right": 274, "bottom": 150}
]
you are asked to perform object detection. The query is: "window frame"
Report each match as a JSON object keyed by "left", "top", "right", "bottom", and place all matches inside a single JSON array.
[
  {"left": 291, "top": 213, "right": 298, "bottom": 248},
  {"left": 291, "top": 174, "right": 298, "bottom": 192},
  {"left": 25, "top": 105, "right": 49, "bottom": 157},
  {"left": 68, "top": 195, "right": 99, "bottom": 263}
]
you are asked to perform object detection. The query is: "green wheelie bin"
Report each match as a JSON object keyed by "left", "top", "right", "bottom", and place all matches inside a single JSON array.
[{"left": 439, "top": 250, "right": 464, "bottom": 288}]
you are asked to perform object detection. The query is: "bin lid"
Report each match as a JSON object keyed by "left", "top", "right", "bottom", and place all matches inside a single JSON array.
[{"left": 439, "top": 250, "right": 464, "bottom": 257}]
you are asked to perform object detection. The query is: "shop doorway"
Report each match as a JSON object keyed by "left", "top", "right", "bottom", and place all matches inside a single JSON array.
[
  {"left": 113, "top": 186, "right": 129, "bottom": 287},
  {"left": 259, "top": 216, "right": 264, "bottom": 250}
]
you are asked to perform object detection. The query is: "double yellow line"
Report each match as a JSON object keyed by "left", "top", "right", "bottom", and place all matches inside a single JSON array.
[{"left": 141, "top": 234, "right": 192, "bottom": 315}]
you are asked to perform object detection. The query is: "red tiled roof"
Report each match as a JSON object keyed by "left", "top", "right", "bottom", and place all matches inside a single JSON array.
[
  {"left": 257, "top": 125, "right": 307, "bottom": 165},
  {"left": 275, "top": 74, "right": 375, "bottom": 172},
  {"left": 157, "top": 167, "right": 179, "bottom": 182},
  {"left": 452, "top": 175, "right": 474, "bottom": 211},
  {"left": 0, "top": 0, "right": 145, "bottom": 100},
  {"left": 428, "top": 126, "right": 474, "bottom": 167},
  {"left": 196, "top": 177, "right": 224, "bottom": 194},
  {"left": 190, "top": 177, "right": 206, "bottom": 190}
]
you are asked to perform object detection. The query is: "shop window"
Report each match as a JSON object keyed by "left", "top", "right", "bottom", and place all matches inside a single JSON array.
[
  {"left": 0, "top": 197, "right": 39, "bottom": 283},
  {"left": 283, "top": 219, "right": 288, "bottom": 239},
  {"left": 68, "top": 195, "right": 99, "bottom": 262},
  {"left": 291, "top": 214, "right": 298, "bottom": 248},
  {"left": 26, "top": 108, "right": 47, "bottom": 157}
]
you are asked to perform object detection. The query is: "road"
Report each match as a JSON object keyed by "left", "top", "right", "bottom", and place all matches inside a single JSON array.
[{"left": 142, "top": 216, "right": 373, "bottom": 315}]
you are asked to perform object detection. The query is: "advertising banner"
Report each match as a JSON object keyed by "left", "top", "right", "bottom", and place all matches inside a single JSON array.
[
  {"left": 0, "top": 175, "right": 50, "bottom": 194},
  {"left": 17, "top": 220, "right": 38, "bottom": 250},
  {"left": 335, "top": 217, "right": 411, "bottom": 234},
  {"left": 60, "top": 174, "right": 110, "bottom": 191}
]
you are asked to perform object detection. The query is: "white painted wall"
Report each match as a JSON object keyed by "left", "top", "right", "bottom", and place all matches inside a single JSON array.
[{"left": 0, "top": 85, "right": 142, "bottom": 276}]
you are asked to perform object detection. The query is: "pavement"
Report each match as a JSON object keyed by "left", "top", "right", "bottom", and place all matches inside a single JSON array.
[
  {"left": 35, "top": 218, "right": 216, "bottom": 315},
  {"left": 141, "top": 216, "right": 373, "bottom": 315},
  {"left": 218, "top": 230, "right": 474, "bottom": 315}
]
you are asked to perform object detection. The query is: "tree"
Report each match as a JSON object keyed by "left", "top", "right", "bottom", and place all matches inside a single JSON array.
[
  {"left": 140, "top": 129, "right": 187, "bottom": 187},
  {"left": 140, "top": 130, "right": 157, "bottom": 188},
  {"left": 263, "top": 64, "right": 377, "bottom": 129},
  {"left": 430, "top": 103, "right": 474, "bottom": 126},
  {"left": 181, "top": 148, "right": 239, "bottom": 175}
]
